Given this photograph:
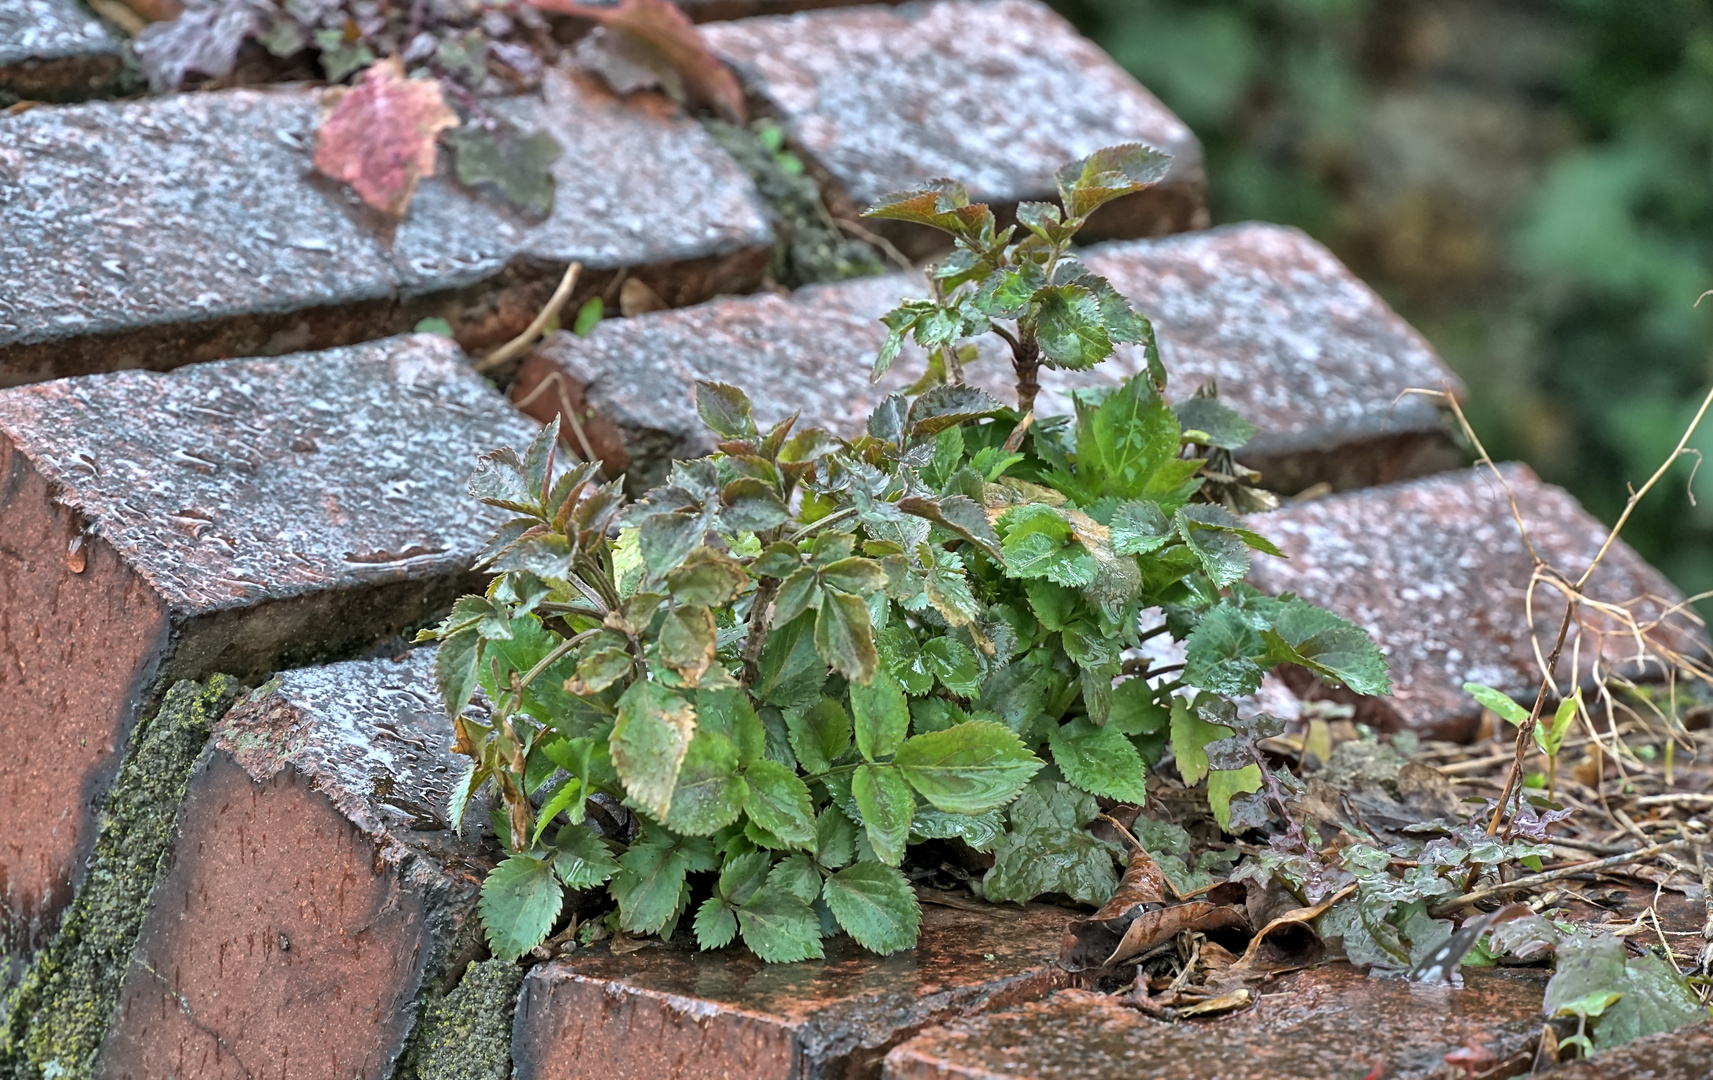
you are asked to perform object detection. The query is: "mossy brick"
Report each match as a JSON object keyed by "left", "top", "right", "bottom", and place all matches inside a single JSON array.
[
  {"left": 1248, "top": 464, "right": 1708, "bottom": 741},
  {"left": 0, "top": 333, "right": 533, "bottom": 959},
  {"left": 699, "top": 0, "right": 1206, "bottom": 256},
  {"left": 1535, "top": 1020, "right": 1713, "bottom": 1079},
  {"left": 882, "top": 965, "right": 1548, "bottom": 1080},
  {"left": 0, "top": 0, "right": 122, "bottom": 102},
  {"left": 97, "top": 649, "right": 497, "bottom": 1080},
  {"left": 0, "top": 69, "right": 771, "bottom": 387},
  {"left": 510, "top": 901, "right": 1072, "bottom": 1080},
  {"left": 511, "top": 223, "right": 1462, "bottom": 495},
  {"left": 1, "top": 677, "right": 235, "bottom": 1080}
]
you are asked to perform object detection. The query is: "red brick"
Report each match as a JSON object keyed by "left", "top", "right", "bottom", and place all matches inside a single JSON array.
[
  {"left": 676, "top": 0, "right": 906, "bottom": 18},
  {"left": 0, "top": 334, "right": 532, "bottom": 954},
  {"left": 700, "top": 0, "right": 1206, "bottom": 254},
  {"left": 511, "top": 902, "right": 1073, "bottom": 1080},
  {"left": 99, "top": 649, "right": 493, "bottom": 1080},
  {"left": 1536, "top": 1021, "right": 1713, "bottom": 1078},
  {"left": 0, "top": 70, "right": 771, "bottom": 386},
  {"left": 1248, "top": 465, "right": 1706, "bottom": 741},
  {"left": 512, "top": 224, "right": 1462, "bottom": 495},
  {"left": 884, "top": 965, "right": 1548, "bottom": 1080},
  {"left": 0, "top": 0, "right": 123, "bottom": 101}
]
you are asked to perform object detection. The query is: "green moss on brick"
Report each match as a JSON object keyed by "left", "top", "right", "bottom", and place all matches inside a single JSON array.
[
  {"left": 0, "top": 677, "right": 235, "bottom": 1080},
  {"left": 403, "top": 959, "right": 525, "bottom": 1080}
]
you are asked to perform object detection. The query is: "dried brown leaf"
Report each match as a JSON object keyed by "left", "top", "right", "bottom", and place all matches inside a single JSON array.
[
  {"left": 529, "top": 0, "right": 746, "bottom": 123},
  {"left": 313, "top": 57, "right": 457, "bottom": 217},
  {"left": 1103, "top": 901, "right": 1250, "bottom": 968},
  {"left": 1233, "top": 882, "right": 1354, "bottom": 969},
  {"left": 1062, "top": 845, "right": 1249, "bottom": 971}
]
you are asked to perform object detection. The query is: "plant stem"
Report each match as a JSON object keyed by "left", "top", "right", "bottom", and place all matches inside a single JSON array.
[
  {"left": 788, "top": 506, "right": 857, "bottom": 543},
  {"left": 1430, "top": 840, "right": 1687, "bottom": 915},
  {"left": 741, "top": 576, "right": 780, "bottom": 689},
  {"left": 1011, "top": 334, "right": 1041, "bottom": 416}
]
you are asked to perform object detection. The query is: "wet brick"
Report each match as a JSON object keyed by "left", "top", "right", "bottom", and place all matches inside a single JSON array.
[
  {"left": 99, "top": 649, "right": 495, "bottom": 1080},
  {"left": 1537, "top": 1020, "right": 1713, "bottom": 1079},
  {"left": 700, "top": 0, "right": 1207, "bottom": 255},
  {"left": 1248, "top": 464, "right": 1707, "bottom": 741},
  {"left": 0, "top": 0, "right": 122, "bottom": 102},
  {"left": 884, "top": 965, "right": 1549, "bottom": 1080},
  {"left": 0, "top": 333, "right": 532, "bottom": 955},
  {"left": 511, "top": 900, "right": 1073, "bottom": 1080},
  {"left": 0, "top": 70, "right": 772, "bottom": 386},
  {"left": 512, "top": 224, "right": 1462, "bottom": 495}
]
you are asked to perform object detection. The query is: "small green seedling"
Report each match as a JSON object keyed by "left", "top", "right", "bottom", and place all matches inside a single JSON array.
[{"left": 1465, "top": 682, "right": 1582, "bottom": 800}]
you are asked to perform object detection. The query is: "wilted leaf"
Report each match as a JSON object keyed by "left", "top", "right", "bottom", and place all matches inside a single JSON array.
[
  {"left": 313, "top": 58, "right": 457, "bottom": 217},
  {"left": 612, "top": 679, "right": 698, "bottom": 819},
  {"left": 445, "top": 120, "right": 564, "bottom": 217},
  {"left": 530, "top": 0, "right": 747, "bottom": 123}
]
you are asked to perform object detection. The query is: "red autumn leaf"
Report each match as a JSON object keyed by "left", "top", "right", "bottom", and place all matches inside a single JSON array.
[
  {"left": 313, "top": 57, "right": 458, "bottom": 217},
  {"left": 528, "top": 0, "right": 746, "bottom": 124}
]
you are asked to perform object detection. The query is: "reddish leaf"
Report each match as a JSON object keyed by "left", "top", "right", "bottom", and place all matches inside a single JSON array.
[
  {"left": 528, "top": 0, "right": 746, "bottom": 123},
  {"left": 313, "top": 57, "right": 457, "bottom": 217}
]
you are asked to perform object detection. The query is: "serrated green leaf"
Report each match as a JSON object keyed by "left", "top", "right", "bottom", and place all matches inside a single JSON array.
[
  {"left": 850, "top": 670, "right": 910, "bottom": 760},
  {"left": 1184, "top": 605, "right": 1265, "bottom": 697},
  {"left": 983, "top": 780, "right": 1117, "bottom": 905},
  {"left": 445, "top": 120, "right": 562, "bottom": 217},
  {"left": 1048, "top": 717, "right": 1149, "bottom": 803},
  {"left": 736, "top": 882, "right": 824, "bottom": 962},
  {"left": 820, "top": 556, "right": 889, "bottom": 597},
  {"left": 822, "top": 862, "right": 921, "bottom": 954},
  {"left": 896, "top": 495, "right": 1002, "bottom": 560},
  {"left": 1174, "top": 397, "right": 1258, "bottom": 450},
  {"left": 908, "top": 383, "right": 1006, "bottom": 436},
  {"left": 815, "top": 805, "right": 858, "bottom": 870},
  {"left": 434, "top": 629, "right": 482, "bottom": 720},
  {"left": 668, "top": 547, "right": 749, "bottom": 607},
  {"left": 1260, "top": 600, "right": 1391, "bottom": 696},
  {"left": 1055, "top": 143, "right": 1172, "bottom": 218},
  {"left": 816, "top": 589, "right": 879, "bottom": 684},
  {"left": 877, "top": 625, "right": 936, "bottom": 695},
  {"left": 553, "top": 824, "right": 619, "bottom": 889},
  {"left": 639, "top": 507, "right": 707, "bottom": 579},
  {"left": 696, "top": 686, "right": 765, "bottom": 768},
  {"left": 695, "top": 381, "right": 758, "bottom": 440},
  {"left": 611, "top": 679, "right": 698, "bottom": 820},
  {"left": 1034, "top": 284, "right": 1112, "bottom": 370},
  {"left": 718, "top": 850, "right": 773, "bottom": 906},
  {"left": 664, "top": 729, "right": 744, "bottom": 836},
  {"left": 611, "top": 829, "right": 693, "bottom": 934},
  {"left": 862, "top": 179, "right": 992, "bottom": 239},
  {"left": 894, "top": 721, "right": 1042, "bottom": 814},
  {"left": 851, "top": 763, "right": 913, "bottom": 866},
  {"left": 920, "top": 637, "right": 981, "bottom": 696},
  {"left": 754, "top": 611, "right": 829, "bottom": 711},
  {"left": 571, "top": 647, "right": 631, "bottom": 695},
  {"left": 742, "top": 758, "right": 816, "bottom": 848},
  {"left": 694, "top": 896, "right": 738, "bottom": 950},
  {"left": 909, "top": 807, "right": 1004, "bottom": 851},
  {"left": 786, "top": 697, "right": 853, "bottom": 774},
  {"left": 469, "top": 445, "right": 538, "bottom": 515},
  {"left": 480, "top": 854, "right": 563, "bottom": 960},
  {"left": 721, "top": 478, "right": 791, "bottom": 533},
  {"left": 1071, "top": 374, "right": 1190, "bottom": 504},
  {"left": 768, "top": 853, "right": 823, "bottom": 904},
  {"left": 1108, "top": 500, "right": 1173, "bottom": 556}
]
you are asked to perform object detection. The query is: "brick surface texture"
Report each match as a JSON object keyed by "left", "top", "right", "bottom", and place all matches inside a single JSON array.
[
  {"left": 0, "top": 334, "right": 531, "bottom": 953},
  {"left": 0, "top": 0, "right": 120, "bottom": 100},
  {"left": 702, "top": 0, "right": 1206, "bottom": 251},
  {"left": 100, "top": 649, "right": 491, "bottom": 1080},
  {"left": 1249, "top": 464, "right": 1701, "bottom": 740},
  {"left": 512, "top": 901, "right": 1071, "bottom": 1080},
  {"left": 883, "top": 967, "right": 1548, "bottom": 1080},
  {"left": 0, "top": 71, "right": 772, "bottom": 386}
]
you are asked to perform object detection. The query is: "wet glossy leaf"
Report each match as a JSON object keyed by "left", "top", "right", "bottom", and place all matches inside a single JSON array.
[
  {"left": 735, "top": 881, "right": 824, "bottom": 962},
  {"left": 1169, "top": 696, "right": 1233, "bottom": 788},
  {"left": 611, "top": 679, "right": 697, "bottom": 820},
  {"left": 984, "top": 780, "right": 1117, "bottom": 905},
  {"left": 695, "top": 380, "right": 757, "bottom": 440},
  {"left": 313, "top": 58, "right": 456, "bottom": 217},
  {"left": 786, "top": 697, "right": 853, "bottom": 774},
  {"left": 664, "top": 729, "right": 743, "bottom": 835},
  {"left": 1259, "top": 599, "right": 1391, "bottom": 696},
  {"left": 693, "top": 895, "right": 738, "bottom": 950},
  {"left": 1184, "top": 605, "right": 1265, "bottom": 698},
  {"left": 1108, "top": 500, "right": 1173, "bottom": 556},
  {"left": 721, "top": 478, "right": 791, "bottom": 533},
  {"left": 852, "top": 763, "right": 913, "bottom": 865},
  {"left": 753, "top": 611, "right": 828, "bottom": 711},
  {"left": 1206, "top": 765, "right": 1263, "bottom": 832},
  {"left": 815, "top": 590, "right": 879, "bottom": 684},
  {"left": 1055, "top": 143, "right": 1172, "bottom": 219},
  {"left": 667, "top": 547, "right": 749, "bottom": 607},
  {"left": 822, "top": 862, "right": 921, "bottom": 954},
  {"left": 894, "top": 721, "right": 1041, "bottom": 814},
  {"left": 741, "top": 759, "right": 816, "bottom": 848},
  {"left": 434, "top": 628, "right": 482, "bottom": 720},
  {"left": 553, "top": 824, "right": 619, "bottom": 889},
  {"left": 480, "top": 854, "right": 563, "bottom": 960},
  {"left": 920, "top": 638, "right": 981, "bottom": 696},
  {"left": 896, "top": 495, "right": 1002, "bottom": 559},
  {"left": 445, "top": 120, "right": 562, "bottom": 217},
  {"left": 850, "top": 670, "right": 910, "bottom": 761},
  {"left": 1035, "top": 284, "right": 1112, "bottom": 371},
  {"left": 908, "top": 383, "right": 1006, "bottom": 436},
  {"left": 909, "top": 808, "right": 1003, "bottom": 851},
  {"left": 1049, "top": 717, "right": 1148, "bottom": 803},
  {"left": 639, "top": 508, "right": 707, "bottom": 579},
  {"left": 611, "top": 827, "right": 701, "bottom": 934}
]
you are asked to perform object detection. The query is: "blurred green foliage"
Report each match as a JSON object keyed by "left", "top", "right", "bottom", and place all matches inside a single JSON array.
[{"left": 1053, "top": 0, "right": 1713, "bottom": 611}]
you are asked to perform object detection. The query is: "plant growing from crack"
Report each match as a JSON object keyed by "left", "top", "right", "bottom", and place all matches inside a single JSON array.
[{"left": 421, "top": 145, "right": 1390, "bottom": 963}]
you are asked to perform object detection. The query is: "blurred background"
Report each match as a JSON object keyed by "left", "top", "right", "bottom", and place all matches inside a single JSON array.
[{"left": 1050, "top": 0, "right": 1713, "bottom": 617}]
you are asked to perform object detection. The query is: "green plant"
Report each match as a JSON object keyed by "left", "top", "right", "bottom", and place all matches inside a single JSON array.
[
  {"left": 422, "top": 145, "right": 1389, "bottom": 963},
  {"left": 1466, "top": 682, "right": 1582, "bottom": 800}
]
